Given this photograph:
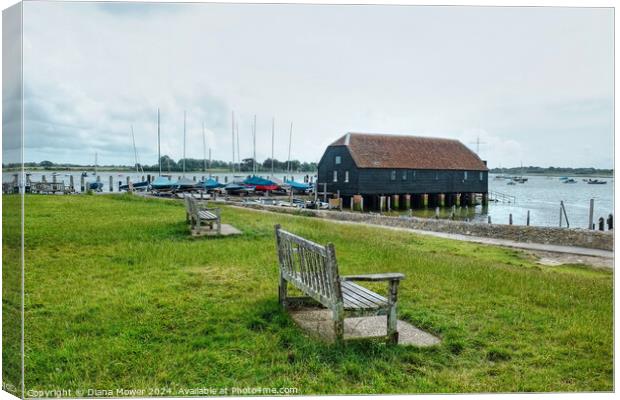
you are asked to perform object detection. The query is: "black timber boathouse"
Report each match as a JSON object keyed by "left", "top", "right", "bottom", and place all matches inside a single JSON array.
[{"left": 317, "top": 132, "right": 489, "bottom": 210}]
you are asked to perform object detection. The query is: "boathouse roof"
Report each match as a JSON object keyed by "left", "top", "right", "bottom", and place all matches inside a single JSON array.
[{"left": 329, "top": 132, "right": 488, "bottom": 171}]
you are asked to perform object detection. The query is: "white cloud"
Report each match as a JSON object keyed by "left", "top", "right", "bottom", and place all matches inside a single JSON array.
[{"left": 20, "top": 2, "right": 614, "bottom": 168}]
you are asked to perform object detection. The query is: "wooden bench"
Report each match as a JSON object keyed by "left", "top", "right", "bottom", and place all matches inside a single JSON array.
[
  {"left": 185, "top": 196, "right": 221, "bottom": 235},
  {"left": 274, "top": 224, "right": 405, "bottom": 344}
]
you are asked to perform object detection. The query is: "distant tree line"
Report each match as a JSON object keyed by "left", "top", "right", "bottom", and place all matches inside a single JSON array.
[
  {"left": 490, "top": 166, "right": 614, "bottom": 176},
  {"left": 5, "top": 156, "right": 318, "bottom": 173}
]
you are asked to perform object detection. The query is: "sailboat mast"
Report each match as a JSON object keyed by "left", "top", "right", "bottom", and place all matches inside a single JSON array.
[
  {"left": 236, "top": 120, "right": 240, "bottom": 173},
  {"left": 157, "top": 108, "right": 161, "bottom": 176},
  {"left": 271, "top": 117, "right": 275, "bottom": 176},
  {"left": 202, "top": 122, "right": 207, "bottom": 173},
  {"left": 287, "top": 122, "right": 293, "bottom": 175},
  {"left": 253, "top": 115, "right": 257, "bottom": 174},
  {"left": 183, "top": 110, "right": 186, "bottom": 176},
  {"left": 231, "top": 111, "right": 235, "bottom": 173},
  {"left": 131, "top": 125, "right": 139, "bottom": 173},
  {"left": 94, "top": 152, "right": 98, "bottom": 175}
]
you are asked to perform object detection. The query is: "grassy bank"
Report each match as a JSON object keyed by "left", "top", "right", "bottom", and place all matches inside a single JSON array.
[{"left": 21, "top": 194, "right": 612, "bottom": 394}]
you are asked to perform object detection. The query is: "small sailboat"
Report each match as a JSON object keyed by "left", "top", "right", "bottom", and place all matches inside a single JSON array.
[
  {"left": 86, "top": 153, "right": 103, "bottom": 191},
  {"left": 223, "top": 182, "right": 255, "bottom": 195},
  {"left": 200, "top": 178, "right": 224, "bottom": 190},
  {"left": 284, "top": 179, "right": 312, "bottom": 193},
  {"left": 120, "top": 125, "right": 149, "bottom": 191},
  {"left": 586, "top": 179, "right": 607, "bottom": 185},
  {"left": 563, "top": 178, "right": 577, "bottom": 184},
  {"left": 150, "top": 175, "right": 177, "bottom": 192},
  {"left": 243, "top": 175, "right": 279, "bottom": 192}
]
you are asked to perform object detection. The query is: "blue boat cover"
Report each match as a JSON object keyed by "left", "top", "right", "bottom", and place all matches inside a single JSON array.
[
  {"left": 202, "top": 178, "right": 224, "bottom": 189},
  {"left": 151, "top": 176, "right": 177, "bottom": 188},
  {"left": 243, "top": 176, "right": 277, "bottom": 186},
  {"left": 286, "top": 180, "right": 311, "bottom": 190}
]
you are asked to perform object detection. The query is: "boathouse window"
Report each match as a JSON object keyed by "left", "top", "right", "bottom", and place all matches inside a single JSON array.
[
  {"left": 333, "top": 170, "right": 338, "bottom": 182},
  {"left": 345, "top": 170, "right": 349, "bottom": 183},
  {"left": 390, "top": 170, "right": 396, "bottom": 181},
  {"left": 411, "top": 170, "right": 416, "bottom": 180},
  {"left": 402, "top": 170, "right": 407, "bottom": 181},
  {"left": 464, "top": 171, "right": 468, "bottom": 180},
  {"left": 435, "top": 172, "right": 439, "bottom": 180},
  {"left": 479, "top": 172, "right": 483, "bottom": 181},
  {"left": 335, "top": 156, "right": 341, "bottom": 165}
]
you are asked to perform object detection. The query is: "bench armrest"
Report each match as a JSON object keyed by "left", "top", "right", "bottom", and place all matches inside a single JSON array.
[{"left": 341, "top": 273, "right": 405, "bottom": 282}]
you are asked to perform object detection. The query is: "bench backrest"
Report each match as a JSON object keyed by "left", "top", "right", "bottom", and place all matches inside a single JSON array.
[{"left": 274, "top": 225, "right": 342, "bottom": 306}]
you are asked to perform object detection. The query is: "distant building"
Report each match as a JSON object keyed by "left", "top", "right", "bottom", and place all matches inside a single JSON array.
[{"left": 317, "top": 132, "right": 489, "bottom": 209}]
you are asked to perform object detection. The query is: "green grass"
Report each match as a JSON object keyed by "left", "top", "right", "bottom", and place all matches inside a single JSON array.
[{"left": 19, "top": 194, "right": 612, "bottom": 394}]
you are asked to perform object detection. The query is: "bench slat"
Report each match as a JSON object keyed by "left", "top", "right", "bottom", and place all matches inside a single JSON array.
[
  {"left": 198, "top": 210, "right": 217, "bottom": 220},
  {"left": 341, "top": 280, "right": 388, "bottom": 304},
  {"left": 341, "top": 281, "right": 387, "bottom": 310}
]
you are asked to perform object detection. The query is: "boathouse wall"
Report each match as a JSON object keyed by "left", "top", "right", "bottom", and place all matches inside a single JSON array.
[{"left": 318, "top": 145, "right": 489, "bottom": 196}]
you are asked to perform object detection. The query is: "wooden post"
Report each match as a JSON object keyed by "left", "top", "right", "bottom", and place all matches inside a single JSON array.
[
  {"left": 423, "top": 193, "right": 428, "bottom": 208},
  {"left": 439, "top": 193, "right": 445, "bottom": 207},
  {"left": 526, "top": 210, "right": 530, "bottom": 226},
  {"left": 392, "top": 194, "right": 399, "bottom": 210},
  {"left": 80, "top": 175, "right": 85, "bottom": 192},
  {"left": 360, "top": 196, "right": 364, "bottom": 212},
  {"left": 607, "top": 214, "right": 613, "bottom": 230},
  {"left": 126, "top": 176, "right": 130, "bottom": 185},
  {"left": 42, "top": 175, "right": 46, "bottom": 182},
  {"left": 588, "top": 199, "right": 594, "bottom": 230},
  {"left": 435, "top": 207, "right": 440, "bottom": 219},
  {"left": 482, "top": 192, "right": 488, "bottom": 206},
  {"left": 52, "top": 174, "right": 57, "bottom": 183},
  {"left": 598, "top": 217, "right": 605, "bottom": 231},
  {"left": 387, "top": 196, "right": 391, "bottom": 211},
  {"left": 509, "top": 214, "right": 513, "bottom": 225},
  {"left": 109, "top": 176, "right": 113, "bottom": 192},
  {"left": 404, "top": 194, "right": 411, "bottom": 210},
  {"left": 69, "top": 175, "right": 74, "bottom": 191},
  {"left": 323, "top": 183, "right": 327, "bottom": 203},
  {"left": 350, "top": 196, "right": 354, "bottom": 212},
  {"left": 379, "top": 196, "right": 386, "bottom": 212},
  {"left": 559, "top": 204, "right": 563, "bottom": 227},
  {"left": 488, "top": 215, "right": 491, "bottom": 224}
]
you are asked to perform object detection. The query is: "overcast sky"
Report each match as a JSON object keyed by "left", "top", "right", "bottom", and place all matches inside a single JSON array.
[{"left": 21, "top": 2, "right": 613, "bottom": 168}]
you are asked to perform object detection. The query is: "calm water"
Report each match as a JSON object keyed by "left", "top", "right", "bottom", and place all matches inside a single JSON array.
[
  {"left": 5, "top": 171, "right": 614, "bottom": 229},
  {"left": 481, "top": 175, "right": 614, "bottom": 229}
]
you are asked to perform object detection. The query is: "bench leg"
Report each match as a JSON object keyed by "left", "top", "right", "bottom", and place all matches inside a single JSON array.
[
  {"left": 332, "top": 307, "right": 344, "bottom": 344},
  {"left": 387, "top": 280, "right": 399, "bottom": 344},
  {"left": 387, "top": 304, "right": 398, "bottom": 344},
  {"left": 278, "top": 275, "right": 288, "bottom": 309}
]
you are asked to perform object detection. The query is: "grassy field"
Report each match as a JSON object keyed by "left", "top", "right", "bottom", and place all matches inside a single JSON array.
[{"left": 20, "top": 194, "right": 612, "bottom": 394}]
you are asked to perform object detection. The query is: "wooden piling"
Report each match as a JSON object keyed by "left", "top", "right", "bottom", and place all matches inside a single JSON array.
[
  {"left": 588, "top": 199, "right": 594, "bottom": 230},
  {"left": 488, "top": 215, "right": 491, "bottom": 224},
  {"left": 404, "top": 194, "right": 411, "bottom": 210},
  {"left": 509, "top": 214, "right": 513, "bottom": 225},
  {"left": 42, "top": 175, "right": 47, "bottom": 182},
  {"left": 439, "top": 193, "right": 445, "bottom": 207},
  {"left": 526, "top": 210, "right": 530, "bottom": 226},
  {"left": 387, "top": 196, "right": 391, "bottom": 211},
  {"left": 109, "top": 176, "right": 113, "bottom": 192},
  {"left": 379, "top": 196, "right": 386, "bottom": 212},
  {"left": 598, "top": 217, "right": 605, "bottom": 231},
  {"left": 80, "top": 175, "right": 85, "bottom": 192},
  {"left": 392, "top": 194, "right": 399, "bottom": 210},
  {"left": 435, "top": 207, "right": 440, "bottom": 219},
  {"left": 69, "top": 175, "right": 74, "bottom": 191},
  {"left": 607, "top": 214, "right": 613, "bottom": 230}
]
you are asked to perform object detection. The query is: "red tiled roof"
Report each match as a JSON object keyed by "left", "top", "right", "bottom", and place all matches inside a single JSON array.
[{"left": 330, "top": 132, "right": 488, "bottom": 171}]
